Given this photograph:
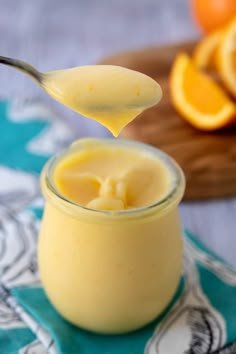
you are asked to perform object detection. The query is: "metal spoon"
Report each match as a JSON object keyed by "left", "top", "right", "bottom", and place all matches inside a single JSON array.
[
  {"left": 0, "top": 56, "right": 42, "bottom": 83},
  {"left": 0, "top": 55, "right": 162, "bottom": 136}
]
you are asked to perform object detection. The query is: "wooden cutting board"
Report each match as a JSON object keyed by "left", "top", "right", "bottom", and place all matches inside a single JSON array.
[{"left": 99, "top": 41, "right": 236, "bottom": 200}]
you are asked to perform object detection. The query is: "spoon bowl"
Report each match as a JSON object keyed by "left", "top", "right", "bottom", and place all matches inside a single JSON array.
[{"left": 0, "top": 56, "right": 162, "bottom": 136}]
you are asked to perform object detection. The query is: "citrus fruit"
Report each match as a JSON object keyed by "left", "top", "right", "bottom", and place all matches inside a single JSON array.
[
  {"left": 216, "top": 17, "right": 236, "bottom": 98},
  {"left": 170, "top": 53, "right": 236, "bottom": 130},
  {"left": 193, "top": 29, "right": 222, "bottom": 69},
  {"left": 191, "top": 0, "right": 236, "bottom": 33}
]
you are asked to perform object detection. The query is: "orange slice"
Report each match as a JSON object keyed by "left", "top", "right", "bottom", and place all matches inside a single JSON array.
[
  {"left": 193, "top": 29, "right": 222, "bottom": 70},
  {"left": 170, "top": 53, "right": 236, "bottom": 130},
  {"left": 216, "top": 17, "right": 236, "bottom": 98}
]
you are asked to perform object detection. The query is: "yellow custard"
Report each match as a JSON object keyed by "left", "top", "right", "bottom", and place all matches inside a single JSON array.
[
  {"left": 43, "top": 65, "right": 162, "bottom": 136},
  {"left": 53, "top": 139, "right": 172, "bottom": 210},
  {"left": 38, "top": 139, "right": 185, "bottom": 334}
]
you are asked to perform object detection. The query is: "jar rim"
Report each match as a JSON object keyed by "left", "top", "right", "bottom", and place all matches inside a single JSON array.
[{"left": 42, "top": 138, "right": 185, "bottom": 220}]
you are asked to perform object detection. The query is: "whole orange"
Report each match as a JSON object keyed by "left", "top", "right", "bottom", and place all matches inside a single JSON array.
[{"left": 191, "top": 0, "right": 236, "bottom": 33}]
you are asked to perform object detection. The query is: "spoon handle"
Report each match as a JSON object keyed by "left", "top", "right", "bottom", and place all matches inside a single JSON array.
[{"left": 0, "top": 56, "right": 42, "bottom": 82}]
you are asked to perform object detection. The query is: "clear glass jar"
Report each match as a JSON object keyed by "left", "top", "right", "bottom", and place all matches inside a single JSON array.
[{"left": 38, "top": 138, "right": 185, "bottom": 334}]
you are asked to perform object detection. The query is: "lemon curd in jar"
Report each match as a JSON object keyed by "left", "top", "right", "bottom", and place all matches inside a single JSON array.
[{"left": 38, "top": 138, "right": 185, "bottom": 334}]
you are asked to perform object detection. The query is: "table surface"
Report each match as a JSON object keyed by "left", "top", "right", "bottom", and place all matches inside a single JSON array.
[{"left": 1, "top": 0, "right": 236, "bottom": 266}]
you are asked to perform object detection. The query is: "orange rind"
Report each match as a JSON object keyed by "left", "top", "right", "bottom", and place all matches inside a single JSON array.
[{"left": 170, "top": 53, "right": 236, "bottom": 130}]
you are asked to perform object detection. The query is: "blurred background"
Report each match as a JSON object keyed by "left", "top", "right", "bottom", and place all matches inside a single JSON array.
[
  {"left": 0, "top": 0, "right": 199, "bottom": 135},
  {"left": 1, "top": 1, "right": 198, "bottom": 94}
]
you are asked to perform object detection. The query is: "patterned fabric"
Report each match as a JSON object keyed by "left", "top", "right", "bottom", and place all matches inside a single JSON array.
[{"left": 0, "top": 99, "right": 236, "bottom": 354}]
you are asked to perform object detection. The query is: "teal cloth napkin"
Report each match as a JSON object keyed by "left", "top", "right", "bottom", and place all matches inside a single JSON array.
[{"left": 0, "top": 99, "right": 236, "bottom": 354}]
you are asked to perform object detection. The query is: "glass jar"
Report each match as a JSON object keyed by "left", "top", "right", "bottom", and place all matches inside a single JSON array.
[{"left": 38, "top": 138, "right": 185, "bottom": 334}]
